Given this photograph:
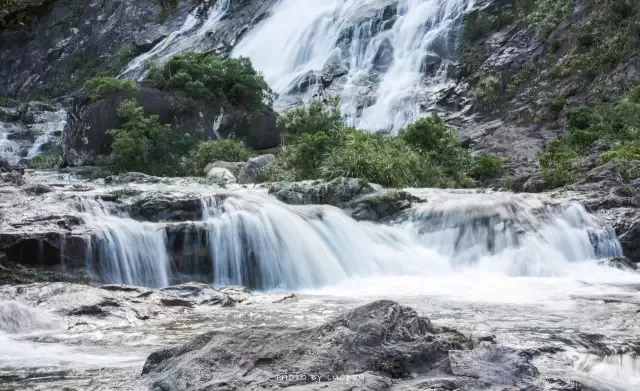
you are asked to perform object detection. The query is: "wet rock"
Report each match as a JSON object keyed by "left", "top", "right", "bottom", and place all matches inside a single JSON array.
[
  {"left": 0, "top": 261, "right": 90, "bottom": 286},
  {"left": 599, "top": 256, "right": 638, "bottom": 272},
  {"left": 349, "top": 189, "right": 422, "bottom": 221},
  {"left": 23, "top": 183, "right": 54, "bottom": 195},
  {"left": 138, "top": 300, "right": 560, "bottom": 390},
  {"left": 268, "top": 177, "right": 375, "bottom": 206},
  {"left": 237, "top": 154, "right": 276, "bottom": 184}
]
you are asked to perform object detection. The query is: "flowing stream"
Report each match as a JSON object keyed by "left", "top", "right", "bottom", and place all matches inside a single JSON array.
[{"left": 1, "top": 180, "right": 639, "bottom": 390}]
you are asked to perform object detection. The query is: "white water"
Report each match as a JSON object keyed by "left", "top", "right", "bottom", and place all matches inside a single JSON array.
[
  {"left": 0, "top": 131, "right": 20, "bottom": 165},
  {"left": 234, "top": 0, "right": 473, "bottom": 131},
  {"left": 26, "top": 108, "right": 67, "bottom": 158},
  {"left": 191, "top": 191, "right": 624, "bottom": 290},
  {"left": 122, "top": 0, "right": 473, "bottom": 131},
  {"left": 79, "top": 200, "right": 170, "bottom": 288}
]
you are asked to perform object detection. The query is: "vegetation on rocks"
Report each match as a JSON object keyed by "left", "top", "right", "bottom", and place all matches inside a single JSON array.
[
  {"left": 84, "top": 77, "right": 138, "bottom": 100},
  {"left": 192, "top": 140, "right": 254, "bottom": 174},
  {"left": 147, "top": 52, "right": 276, "bottom": 109},
  {"left": 537, "top": 85, "right": 640, "bottom": 187}
]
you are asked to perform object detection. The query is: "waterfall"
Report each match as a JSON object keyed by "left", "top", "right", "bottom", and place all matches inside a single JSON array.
[
  {"left": 122, "top": 0, "right": 474, "bottom": 131},
  {"left": 0, "top": 131, "right": 20, "bottom": 165},
  {"left": 73, "top": 190, "right": 622, "bottom": 290},
  {"left": 26, "top": 109, "right": 67, "bottom": 159},
  {"left": 233, "top": 0, "right": 474, "bottom": 131},
  {"left": 194, "top": 192, "right": 622, "bottom": 290},
  {"left": 79, "top": 200, "right": 171, "bottom": 288}
]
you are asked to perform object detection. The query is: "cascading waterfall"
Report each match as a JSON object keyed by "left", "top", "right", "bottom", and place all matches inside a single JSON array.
[
  {"left": 26, "top": 109, "right": 67, "bottom": 159},
  {"left": 73, "top": 190, "right": 622, "bottom": 290},
  {"left": 79, "top": 199, "right": 170, "bottom": 288},
  {"left": 233, "top": 0, "right": 474, "bottom": 131},
  {"left": 121, "top": 0, "right": 474, "bottom": 131},
  {"left": 0, "top": 131, "right": 20, "bottom": 165},
  {"left": 194, "top": 192, "right": 622, "bottom": 290}
]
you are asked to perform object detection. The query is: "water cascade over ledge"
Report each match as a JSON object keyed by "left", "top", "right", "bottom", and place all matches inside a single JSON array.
[
  {"left": 123, "top": 0, "right": 475, "bottom": 132},
  {"left": 77, "top": 190, "right": 622, "bottom": 290}
]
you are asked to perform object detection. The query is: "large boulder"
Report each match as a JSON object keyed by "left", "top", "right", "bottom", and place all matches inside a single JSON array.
[
  {"left": 237, "top": 154, "right": 276, "bottom": 184},
  {"left": 61, "top": 89, "right": 281, "bottom": 166},
  {"left": 137, "top": 300, "right": 551, "bottom": 390}
]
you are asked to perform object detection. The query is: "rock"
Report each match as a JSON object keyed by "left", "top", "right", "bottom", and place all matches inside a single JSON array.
[
  {"left": 61, "top": 89, "right": 281, "bottom": 166},
  {"left": 138, "top": 300, "right": 553, "bottom": 390},
  {"left": 22, "top": 183, "right": 54, "bottom": 195},
  {"left": 206, "top": 167, "right": 236, "bottom": 183},
  {"left": 203, "top": 161, "right": 246, "bottom": 176},
  {"left": 598, "top": 256, "right": 638, "bottom": 272},
  {"left": 268, "top": 177, "right": 376, "bottom": 205},
  {"left": 0, "top": 157, "right": 11, "bottom": 172},
  {"left": 237, "top": 154, "right": 276, "bottom": 184},
  {"left": 349, "top": 189, "right": 422, "bottom": 221}
]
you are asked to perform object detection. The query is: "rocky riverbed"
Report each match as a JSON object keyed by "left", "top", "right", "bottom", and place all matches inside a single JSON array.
[{"left": 0, "top": 168, "right": 639, "bottom": 390}]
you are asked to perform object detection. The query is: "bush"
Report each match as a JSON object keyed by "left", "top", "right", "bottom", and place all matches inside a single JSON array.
[
  {"left": 107, "top": 99, "right": 194, "bottom": 176},
  {"left": 599, "top": 143, "right": 640, "bottom": 164},
  {"left": 399, "top": 115, "right": 472, "bottom": 179},
  {"left": 84, "top": 77, "right": 137, "bottom": 100},
  {"left": 537, "top": 138, "right": 577, "bottom": 188},
  {"left": 192, "top": 139, "right": 253, "bottom": 174},
  {"left": 318, "top": 129, "right": 444, "bottom": 188},
  {"left": 28, "top": 155, "right": 58, "bottom": 169},
  {"left": 473, "top": 74, "right": 503, "bottom": 111},
  {"left": 471, "top": 153, "right": 503, "bottom": 181},
  {"left": 277, "top": 98, "right": 343, "bottom": 141},
  {"left": 147, "top": 52, "right": 276, "bottom": 110},
  {"left": 278, "top": 131, "right": 335, "bottom": 179}
]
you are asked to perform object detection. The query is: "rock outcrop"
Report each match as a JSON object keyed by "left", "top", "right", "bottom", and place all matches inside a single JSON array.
[
  {"left": 61, "top": 89, "right": 280, "bottom": 166},
  {"left": 137, "top": 300, "right": 565, "bottom": 391}
]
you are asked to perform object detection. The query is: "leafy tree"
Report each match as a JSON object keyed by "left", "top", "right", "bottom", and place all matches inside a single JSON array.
[
  {"left": 471, "top": 153, "right": 503, "bottom": 182},
  {"left": 277, "top": 97, "right": 343, "bottom": 141}
]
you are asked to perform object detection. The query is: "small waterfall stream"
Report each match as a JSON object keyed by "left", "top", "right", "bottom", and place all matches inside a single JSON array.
[{"left": 77, "top": 191, "right": 622, "bottom": 290}]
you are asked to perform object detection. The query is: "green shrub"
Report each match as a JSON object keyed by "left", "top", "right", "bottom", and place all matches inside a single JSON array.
[
  {"left": 537, "top": 138, "right": 577, "bottom": 188},
  {"left": 147, "top": 52, "right": 276, "bottom": 110},
  {"left": 277, "top": 98, "right": 343, "bottom": 141},
  {"left": 471, "top": 153, "right": 503, "bottom": 181},
  {"left": 473, "top": 74, "right": 502, "bottom": 111},
  {"left": 318, "top": 130, "right": 444, "bottom": 188},
  {"left": 28, "top": 155, "right": 58, "bottom": 169},
  {"left": 524, "top": 0, "right": 571, "bottom": 37},
  {"left": 84, "top": 77, "right": 137, "bottom": 100},
  {"left": 399, "top": 115, "right": 472, "bottom": 178},
  {"left": 192, "top": 139, "right": 254, "bottom": 174},
  {"left": 107, "top": 99, "right": 194, "bottom": 176},
  {"left": 599, "top": 143, "right": 640, "bottom": 164}
]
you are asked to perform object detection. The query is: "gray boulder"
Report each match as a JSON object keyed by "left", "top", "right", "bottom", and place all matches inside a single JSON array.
[
  {"left": 138, "top": 300, "right": 553, "bottom": 391},
  {"left": 203, "top": 161, "right": 246, "bottom": 176},
  {"left": 206, "top": 167, "right": 236, "bottom": 183},
  {"left": 237, "top": 154, "right": 276, "bottom": 184}
]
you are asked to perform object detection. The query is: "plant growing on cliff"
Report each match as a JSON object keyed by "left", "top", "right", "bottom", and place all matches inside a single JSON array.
[
  {"left": 473, "top": 74, "right": 502, "bottom": 111},
  {"left": 84, "top": 77, "right": 138, "bottom": 100},
  {"left": 107, "top": 99, "right": 194, "bottom": 176},
  {"left": 277, "top": 97, "right": 343, "bottom": 142},
  {"left": 146, "top": 52, "right": 276, "bottom": 110},
  {"left": 471, "top": 153, "right": 504, "bottom": 182}
]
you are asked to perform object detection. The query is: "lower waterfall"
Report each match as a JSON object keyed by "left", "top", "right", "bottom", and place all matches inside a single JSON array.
[{"left": 78, "top": 191, "right": 622, "bottom": 290}]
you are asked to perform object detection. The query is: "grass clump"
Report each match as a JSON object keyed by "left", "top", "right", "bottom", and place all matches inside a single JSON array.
[
  {"left": 28, "top": 155, "right": 59, "bottom": 169},
  {"left": 471, "top": 153, "right": 504, "bottom": 182},
  {"left": 473, "top": 74, "right": 503, "bottom": 111}
]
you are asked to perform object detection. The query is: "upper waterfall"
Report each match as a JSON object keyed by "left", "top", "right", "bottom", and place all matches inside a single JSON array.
[{"left": 122, "top": 0, "right": 475, "bottom": 132}]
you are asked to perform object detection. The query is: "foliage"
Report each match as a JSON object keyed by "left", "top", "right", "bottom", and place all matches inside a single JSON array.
[
  {"left": 0, "top": 0, "right": 17, "bottom": 16},
  {"left": 107, "top": 99, "right": 195, "bottom": 176},
  {"left": 147, "top": 52, "right": 276, "bottom": 110},
  {"left": 84, "top": 77, "right": 137, "bottom": 100},
  {"left": 462, "top": 10, "right": 514, "bottom": 43},
  {"left": 27, "top": 155, "right": 58, "bottom": 169},
  {"left": 471, "top": 153, "right": 504, "bottom": 182},
  {"left": 522, "top": 0, "right": 571, "bottom": 37},
  {"left": 399, "top": 115, "right": 472, "bottom": 179},
  {"left": 599, "top": 143, "right": 640, "bottom": 164},
  {"left": 537, "top": 138, "right": 577, "bottom": 188},
  {"left": 473, "top": 74, "right": 502, "bottom": 111},
  {"left": 277, "top": 97, "right": 343, "bottom": 141},
  {"left": 192, "top": 139, "right": 254, "bottom": 174}
]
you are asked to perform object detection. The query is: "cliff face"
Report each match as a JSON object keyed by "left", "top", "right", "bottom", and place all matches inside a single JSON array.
[{"left": 1, "top": 0, "right": 639, "bottom": 165}]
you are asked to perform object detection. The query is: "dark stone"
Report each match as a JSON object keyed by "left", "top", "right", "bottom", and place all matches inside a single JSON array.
[{"left": 61, "top": 88, "right": 281, "bottom": 166}]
